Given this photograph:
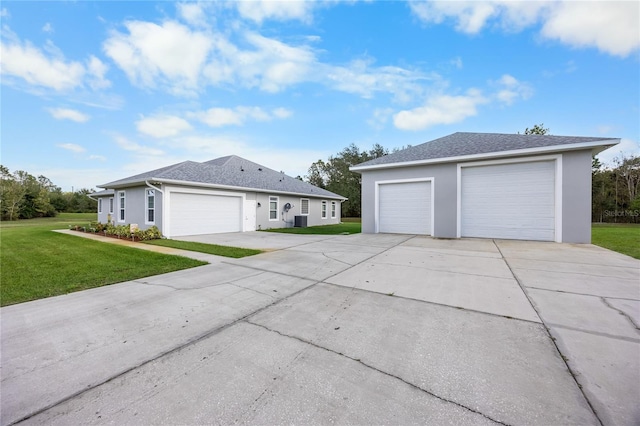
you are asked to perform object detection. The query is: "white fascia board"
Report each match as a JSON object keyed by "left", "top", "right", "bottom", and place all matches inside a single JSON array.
[
  {"left": 152, "top": 178, "right": 348, "bottom": 201},
  {"left": 350, "top": 139, "right": 620, "bottom": 172}
]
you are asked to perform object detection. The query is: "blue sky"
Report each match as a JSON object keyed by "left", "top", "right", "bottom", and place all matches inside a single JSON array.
[{"left": 1, "top": 1, "right": 638, "bottom": 191}]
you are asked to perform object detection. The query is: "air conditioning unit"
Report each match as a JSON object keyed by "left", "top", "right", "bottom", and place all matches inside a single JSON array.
[{"left": 294, "top": 216, "right": 307, "bottom": 228}]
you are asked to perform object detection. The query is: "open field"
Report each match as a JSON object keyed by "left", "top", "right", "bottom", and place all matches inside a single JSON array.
[
  {"left": 0, "top": 213, "right": 206, "bottom": 306},
  {"left": 263, "top": 221, "right": 361, "bottom": 235},
  {"left": 592, "top": 223, "right": 640, "bottom": 259}
]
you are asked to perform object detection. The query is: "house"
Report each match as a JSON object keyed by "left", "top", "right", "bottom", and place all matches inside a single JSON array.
[
  {"left": 351, "top": 132, "right": 619, "bottom": 243},
  {"left": 91, "top": 155, "right": 346, "bottom": 238}
]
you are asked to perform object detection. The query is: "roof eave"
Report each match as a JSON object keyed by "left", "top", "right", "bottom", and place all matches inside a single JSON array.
[
  {"left": 104, "top": 178, "right": 347, "bottom": 200},
  {"left": 350, "top": 139, "right": 620, "bottom": 172}
]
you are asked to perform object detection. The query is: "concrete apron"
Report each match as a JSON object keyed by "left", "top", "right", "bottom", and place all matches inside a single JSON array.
[{"left": 1, "top": 234, "right": 638, "bottom": 425}]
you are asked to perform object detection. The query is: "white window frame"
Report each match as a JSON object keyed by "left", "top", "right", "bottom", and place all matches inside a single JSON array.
[
  {"left": 145, "top": 189, "right": 155, "bottom": 225},
  {"left": 269, "top": 196, "right": 279, "bottom": 221},
  {"left": 300, "top": 198, "right": 310, "bottom": 216},
  {"left": 98, "top": 198, "right": 102, "bottom": 214},
  {"left": 331, "top": 201, "right": 337, "bottom": 219},
  {"left": 109, "top": 197, "right": 114, "bottom": 214},
  {"left": 321, "top": 200, "right": 327, "bottom": 219},
  {"left": 118, "top": 191, "right": 126, "bottom": 223}
]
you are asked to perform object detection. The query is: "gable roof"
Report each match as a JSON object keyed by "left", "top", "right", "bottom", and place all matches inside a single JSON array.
[
  {"left": 351, "top": 132, "right": 619, "bottom": 171},
  {"left": 99, "top": 155, "right": 345, "bottom": 200}
]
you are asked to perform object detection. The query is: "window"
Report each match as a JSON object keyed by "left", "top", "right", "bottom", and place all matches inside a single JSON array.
[
  {"left": 300, "top": 198, "right": 309, "bottom": 215},
  {"left": 118, "top": 191, "right": 126, "bottom": 222},
  {"left": 331, "top": 201, "right": 337, "bottom": 219},
  {"left": 146, "top": 189, "right": 155, "bottom": 224},
  {"left": 109, "top": 198, "right": 114, "bottom": 214},
  {"left": 269, "top": 196, "right": 278, "bottom": 221},
  {"left": 321, "top": 200, "right": 327, "bottom": 219},
  {"left": 98, "top": 198, "right": 102, "bottom": 214}
]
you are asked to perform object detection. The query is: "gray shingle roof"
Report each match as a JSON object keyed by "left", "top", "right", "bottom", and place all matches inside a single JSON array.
[
  {"left": 100, "top": 155, "right": 345, "bottom": 199},
  {"left": 352, "top": 132, "right": 619, "bottom": 169},
  {"left": 89, "top": 189, "right": 114, "bottom": 197}
]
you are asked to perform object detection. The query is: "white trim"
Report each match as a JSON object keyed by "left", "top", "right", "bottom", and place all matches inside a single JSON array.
[
  {"left": 269, "top": 195, "right": 279, "bottom": 221},
  {"left": 98, "top": 198, "right": 102, "bottom": 214},
  {"left": 145, "top": 189, "right": 155, "bottom": 225},
  {"left": 321, "top": 200, "right": 328, "bottom": 219},
  {"left": 108, "top": 197, "right": 114, "bottom": 215},
  {"left": 351, "top": 139, "right": 616, "bottom": 172},
  {"left": 106, "top": 178, "right": 347, "bottom": 201},
  {"left": 331, "top": 201, "right": 337, "bottom": 219},
  {"left": 117, "top": 191, "right": 126, "bottom": 223},
  {"left": 374, "top": 177, "right": 435, "bottom": 235},
  {"left": 300, "top": 198, "right": 310, "bottom": 216},
  {"left": 456, "top": 154, "right": 562, "bottom": 242},
  {"left": 163, "top": 185, "right": 246, "bottom": 239}
]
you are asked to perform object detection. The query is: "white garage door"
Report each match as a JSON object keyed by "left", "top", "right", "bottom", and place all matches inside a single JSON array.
[
  {"left": 461, "top": 161, "right": 556, "bottom": 241},
  {"left": 378, "top": 181, "right": 431, "bottom": 235},
  {"left": 169, "top": 192, "right": 242, "bottom": 237}
]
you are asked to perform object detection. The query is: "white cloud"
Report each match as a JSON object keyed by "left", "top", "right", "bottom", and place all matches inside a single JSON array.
[
  {"left": 410, "top": 1, "right": 639, "bottom": 57},
  {"left": 367, "top": 108, "right": 394, "bottom": 130},
  {"left": 494, "top": 74, "right": 533, "bottom": 105},
  {"left": 541, "top": 2, "right": 639, "bottom": 58},
  {"left": 393, "top": 89, "right": 488, "bottom": 131},
  {"left": 42, "top": 23, "right": 54, "bottom": 33},
  {"left": 192, "top": 106, "right": 293, "bottom": 128},
  {"left": 136, "top": 115, "right": 192, "bottom": 138},
  {"left": 103, "top": 20, "right": 213, "bottom": 95},
  {"left": 57, "top": 143, "right": 86, "bottom": 153},
  {"left": 88, "top": 155, "right": 107, "bottom": 162},
  {"left": 0, "top": 35, "right": 85, "bottom": 91},
  {"left": 114, "top": 135, "right": 165, "bottom": 156},
  {"left": 597, "top": 138, "right": 640, "bottom": 166},
  {"left": 1, "top": 8, "right": 9, "bottom": 17},
  {"left": 236, "top": 0, "right": 315, "bottom": 24},
  {"left": 0, "top": 28, "right": 111, "bottom": 92},
  {"left": 177, "top": 2, "right": 208, "bottom": 27},
  {"left": 47, "top": 107, "right": 90, "bottom": 122}
]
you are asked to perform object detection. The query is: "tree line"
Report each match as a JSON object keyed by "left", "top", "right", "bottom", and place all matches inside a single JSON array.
[{"left": 0, "top": 165, "right": 97, "bottom": 221}]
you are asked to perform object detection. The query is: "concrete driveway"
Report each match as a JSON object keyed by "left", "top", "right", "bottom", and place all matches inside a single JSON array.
[{"left": 1, "top": 233, "right": 638, "bottom": 425}]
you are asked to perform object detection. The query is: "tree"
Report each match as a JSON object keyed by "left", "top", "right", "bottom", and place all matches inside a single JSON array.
[
  {"left": 523, "top": 124, "right": 550, "bottom": 135},
  {"left": 306, "top": 144, "right": 389, "bottom": 217}
]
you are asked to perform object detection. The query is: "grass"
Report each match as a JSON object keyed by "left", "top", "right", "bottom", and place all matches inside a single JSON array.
[
  {"left": 263, "top": 221, "right": 361, "bottom": 235},
  {"left": 0, "top": 213, "right": 206, "bottom": 307},
  {"left": 143, "top": 239, "right": 262, "bottom": 258},
  {"left": 591, "top": 223, "right": 640, "bottom": 259}
]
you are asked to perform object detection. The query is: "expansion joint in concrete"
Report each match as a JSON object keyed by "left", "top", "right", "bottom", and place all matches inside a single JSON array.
[
  {"left": 492, "top": 240, "right": 605, "bottom": 426},
  {"left": 244, "top": 320, "right": 508, "bottom": 426},
  {"left": 523, "top": 286, "right": 639, "bottom": 302}
]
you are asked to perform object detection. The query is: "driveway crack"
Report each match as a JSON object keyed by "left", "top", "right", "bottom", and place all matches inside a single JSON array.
[
  {"left": 600, "top": 297, "right": 640, "bottom": 330},
  {"left": 245, "top": 320, "right": 506, "bottom": 425}
]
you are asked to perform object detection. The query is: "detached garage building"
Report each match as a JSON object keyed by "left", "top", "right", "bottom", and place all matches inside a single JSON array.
[
  {"left": 92, "top": 155, "right": 345, "bottom": 238},
  {"left": 351, "top": 132, "right": 619, "bottom": 243}
]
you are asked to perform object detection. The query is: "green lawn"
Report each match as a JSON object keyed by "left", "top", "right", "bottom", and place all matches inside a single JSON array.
[
  {"left": 592, "top": 223, "right": 640, "bottom": 259},
  {"left": 144, "top": 239, "right": 262, "bottom": 258},
  {"left": 0, "top": 213, "right": 206, "bottom": 307},
  {"left": 263, "top": 221, "right": 361, "bottom": 235}
]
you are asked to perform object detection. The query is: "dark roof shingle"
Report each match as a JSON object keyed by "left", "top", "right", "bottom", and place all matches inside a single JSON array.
[
  {"left": 100, "top": 155, "right": 345, "bottom": 199},
  {"left": 352, "top": 132, "right": 619, "bottom": 169}
]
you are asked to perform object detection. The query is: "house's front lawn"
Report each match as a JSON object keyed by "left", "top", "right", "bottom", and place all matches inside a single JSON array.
[
  {"left": 263, "top": 222, "right": 361, "bottom": 235},
  {"left": 143, "top": 239, "right": 262, "bottom": 258},
  {"left": 0, "top": 213, "right": 206, "bottom": 307},
  {"left": 592, "top": 223, "right": 640, "bottom": 259}
]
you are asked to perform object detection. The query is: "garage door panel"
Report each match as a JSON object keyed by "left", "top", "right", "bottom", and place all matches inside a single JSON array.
[
  {"left": 378, "top": 181, "right": 431, "bottom": 235},
  {"left": 170, "top": 193, "right": 242, "bottom": 236},
  {"left": 461, "top": 161, "right": 555, "bottom": 241}
]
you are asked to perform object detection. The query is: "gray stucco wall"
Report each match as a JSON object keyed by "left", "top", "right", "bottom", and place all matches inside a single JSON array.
[
  {"left": 97, "top": 186, "right": 163, "bottom": 231},
  {"left": 360, "top": 163, "right": 457, "bottom": 237},
  {"left": 359, "top": 150, "right": 594, "bottom": 243},
  {"left": 561, "top": 150, "right": 592, "bottom": 243},
  {"left": 256, "top": 193, "right": 341, "bottom": 230}
]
